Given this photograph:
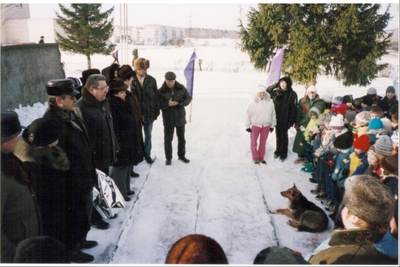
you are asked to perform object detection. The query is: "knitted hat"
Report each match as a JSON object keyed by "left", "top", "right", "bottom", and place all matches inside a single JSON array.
[
  {"left": 352, "top": 97, "right": 362, "bottom": 110},
  {"left": 342, "top": 95, "right": 353, "bottom": 104},
  {"left": 118, "top": 65, "right": 134, "bottom": 81},
  {"left": 253, "top": 246, "right": 310, "bottom": 265},
  {"left": 374, "top": 135, "right": 393, "bottom": 156},
  {"left": 321, "top": 92, "right": 333, "bottom": 103},
  {"left": 257, "top": 85, "right": 266, "bottom": 93},
  {"left": 380, "top": 155, "right": 398, "bottom": 175},
  {"left": 333, "top": 130, "right": 353, "bottom": 149},
  {"left": 165, "top": 234, "right": 228, "bottom": 264},
  {"left": 309, "top": 107, "right": 320, "bottom": 117},
  {"left": 1, "top": 111, "right": 22, "bottom": 143},
  {"left": 368, "top": 117, "right": 383, "bottom": 131},
  {"left": 306, "top": 85, "right": 316, "bottom": 94},
  {"left": 355, "top": 111, "right": 371, "bottom": 126},
  {"left": 165, "top": 71, "right": 176, "bottom": 80},
  {"left": 329, "top": 114, "right": 344, "bottom": 129},
  {"left": 361, "top": 95, "right": 373, "bottom": 106},
  {"left": 344, "top": 175, "right": 395, "bottom": 225},
  {"left": 353, "top": 134, "right": 370, "bottom": 151},
  {"left": 332, "top": 104, "right": 347, "bottom": 116},
  {"left": 318, "top": 114, "right": 326, "bottom": 126},
  {"left": 134, "top": 58, "right": 150, "bottom": 70},
  {"left": 14, "top": 236, "right": 70, "bottom": 263},
  {"left": 22, "top": 118, "right": 61, "bottom": 147},
  {"left": 108, "top": 78, "right": 128, "bottom": 94},
  {"left": 331, "top": 96, "right": 343, "bottom": 105},
  {"left": 386, "top": 86, "right": 396, "bottom": 94},
  {"left": 344, "top": 110, "right": 357, "bottom": 123},
  {"left": 367, "top": 87, "right": 377, "bottom": 96},
  {"left": 381, "top": 117, "right": 392, "bottom": 133}
]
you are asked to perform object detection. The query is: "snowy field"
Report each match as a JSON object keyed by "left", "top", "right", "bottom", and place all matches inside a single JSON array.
[{"left": 13, "top": 38, "right": 399, "bottom": 265}]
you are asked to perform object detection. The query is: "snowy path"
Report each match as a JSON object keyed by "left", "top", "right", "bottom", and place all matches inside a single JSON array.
[{"left": 85, "top": 96, "right": 333, "bottom": 264}]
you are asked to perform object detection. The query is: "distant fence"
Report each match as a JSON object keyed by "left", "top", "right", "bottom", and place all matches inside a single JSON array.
[{"left": 1, "top": 43, "right": 65, "bottom": 111}]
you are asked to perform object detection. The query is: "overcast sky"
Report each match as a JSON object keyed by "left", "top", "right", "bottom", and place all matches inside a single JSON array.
[{"left": 29, "top": 2, "right": 398, "bottom": 32}]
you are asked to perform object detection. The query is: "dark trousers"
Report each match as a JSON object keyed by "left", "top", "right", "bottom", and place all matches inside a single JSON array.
[
  {"left": 275, "top": 128, "right": 289, "bottom": 158},
  {"left": 164, "top": 125, "right": 186, "bottom": 160}
]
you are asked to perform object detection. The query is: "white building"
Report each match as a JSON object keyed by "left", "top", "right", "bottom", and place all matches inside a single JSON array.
[
  {"left": 113, "top": 24, "right": 185, "bottom": 46},
  {"left": 1, "top": 3, "right": 65, "bottom": 45}
]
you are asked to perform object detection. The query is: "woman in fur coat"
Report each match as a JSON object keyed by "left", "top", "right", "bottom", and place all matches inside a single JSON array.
[
  {"left": 108, "top": 78, "right": 144, "bottom": 202},
  {"left": 13, "top": 118, "right": 72, "bottom": 252},
  {"left": 245, "top": 85, "right": 276, "bottom": 164}
]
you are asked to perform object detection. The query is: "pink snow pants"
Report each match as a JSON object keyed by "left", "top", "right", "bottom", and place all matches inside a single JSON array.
[{"left": 250, "top": 125, "right": 270, "bottom": 161}]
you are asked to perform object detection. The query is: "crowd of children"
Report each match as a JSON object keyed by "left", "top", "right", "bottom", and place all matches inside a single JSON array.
[{"left": 300, "top": 86, "right": 398, "bottom": 238}]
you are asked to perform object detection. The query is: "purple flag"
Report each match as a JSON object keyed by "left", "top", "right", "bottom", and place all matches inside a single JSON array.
[
  {"left": 266, "top": 48, "right": 285, "bottom": 88},
  {"left": 184, "top": 51, "right": 197, "bottom": 98}
]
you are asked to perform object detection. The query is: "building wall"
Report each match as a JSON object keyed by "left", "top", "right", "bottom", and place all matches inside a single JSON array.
[
  {"left": 2, "top": 18, "right": 62, "bottom": 45},
  {"left": 1, "top": 3, "right": 30, "bottom": 20}
]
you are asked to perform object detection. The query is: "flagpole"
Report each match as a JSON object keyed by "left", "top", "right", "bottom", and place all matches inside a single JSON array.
[{"left": 189, "top": 100, "right": 193, "bottom": 123}]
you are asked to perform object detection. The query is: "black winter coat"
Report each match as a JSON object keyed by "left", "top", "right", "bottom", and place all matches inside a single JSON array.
[
  {"left": 43, "top": 104, "right": 96, "bottom": 195},
  {"left": 267, "top": 77, "right": 298, "bottom": 129},
  {"left": 75, "top": 87, "right": 119, "bottom": 170},
  {"left": 14, "top": 138, "right": 76, "bottom": 250},
  {"left": 378, "top": 95, "right": 398, "bottom": 119},
  {"left": 42, "top": 104, "right": 93, "bottom": 248},
  {"left": 133, "top": 72, "right": 160, "bottom": 123},
  {"left": 108, "top": 92, "right": 144, "bottom": 166},
  {"left": 158, "top": 81, "right": 192, "bottom": 127}
]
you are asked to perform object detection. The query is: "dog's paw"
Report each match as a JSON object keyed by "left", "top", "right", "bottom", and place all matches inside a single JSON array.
[
  {"left": 269, "top": 210, "right": 277, "bottom": 214},
  {"left": 287, "top": 220, "right": 292, "bottom": 225}
]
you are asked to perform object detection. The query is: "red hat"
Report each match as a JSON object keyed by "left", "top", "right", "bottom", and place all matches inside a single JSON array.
[
  {"left": 353, "top": 134, "right": 370, "bottom": 151},
  {"left": 332, "top": 104, "right": 347, "bottom": 116}
]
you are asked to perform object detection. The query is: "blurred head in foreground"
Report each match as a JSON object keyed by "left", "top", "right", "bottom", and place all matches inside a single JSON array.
[{"left": 165, "top": 234, "right": 228, "bottom": 264}]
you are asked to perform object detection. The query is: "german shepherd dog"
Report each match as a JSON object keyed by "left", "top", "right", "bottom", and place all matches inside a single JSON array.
[{"left": 270, "top": 184, "right": 328, "bottom": 233}]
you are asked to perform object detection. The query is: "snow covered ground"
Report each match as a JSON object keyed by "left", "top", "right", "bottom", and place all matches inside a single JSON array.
[{"left": 12, "top": 39, "right": 398, "bottom": 265}]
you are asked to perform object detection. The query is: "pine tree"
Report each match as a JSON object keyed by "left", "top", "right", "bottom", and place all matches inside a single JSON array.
[
  {"left": 55, "top": 4, "right": 116, "bottom": 69},
  {"left": 239, "top": 4, "right": 392, "bottom": 87}
]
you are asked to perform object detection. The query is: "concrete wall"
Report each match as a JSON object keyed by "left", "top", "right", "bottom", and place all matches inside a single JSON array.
[{"left": 1, "top": 43, "right": 65, "bottom": 111}]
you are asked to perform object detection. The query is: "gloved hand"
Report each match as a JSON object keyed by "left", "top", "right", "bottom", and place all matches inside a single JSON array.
[
  {"left": 269, "top": 128, "right": 274, "bottom": 133},
  {"left": 246, "top": 128, "right": 251, "bottom": 133}
]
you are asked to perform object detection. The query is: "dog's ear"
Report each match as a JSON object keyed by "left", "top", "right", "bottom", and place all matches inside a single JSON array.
[{"left": 293, "top": 183, "right": 297, "bottom": 189}]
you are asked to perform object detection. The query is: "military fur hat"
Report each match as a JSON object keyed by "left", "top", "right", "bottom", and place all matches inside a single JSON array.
[
  {"left": 134, "top": 58, "right": 150, "bottom": 70},
  {"left": 344, "top": 175, "right": 395, "bottom": 226}
]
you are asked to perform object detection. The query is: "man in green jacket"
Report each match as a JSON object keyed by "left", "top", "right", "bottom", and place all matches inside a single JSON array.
[{"left": 1, "top": 111, "right": 41, "bottom": 263}]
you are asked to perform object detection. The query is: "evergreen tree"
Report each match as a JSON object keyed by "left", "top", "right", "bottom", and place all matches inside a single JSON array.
[
  {"left": 239, "top": 4, "right": 393, "bottom": 87},
  {"left": 55, "top": 4, "right": 116, "bottom": 69}
]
